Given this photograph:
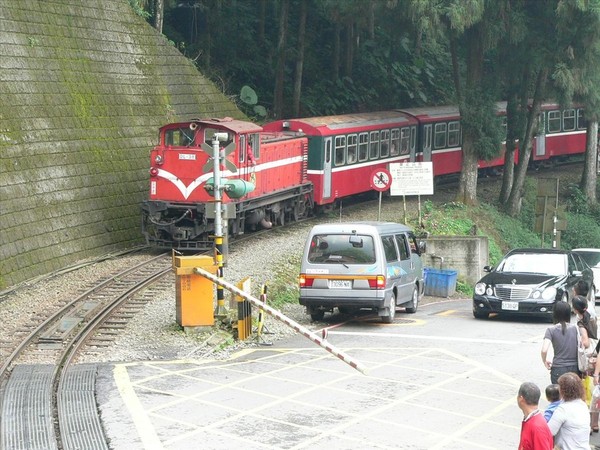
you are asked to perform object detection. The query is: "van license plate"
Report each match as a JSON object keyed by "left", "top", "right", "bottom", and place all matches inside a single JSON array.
[
  {"left": 329, "top": 280, "right": 351, "bottom": 289},
  {"left": 502, "top": 301, "right": 518, "bottom": 311}
]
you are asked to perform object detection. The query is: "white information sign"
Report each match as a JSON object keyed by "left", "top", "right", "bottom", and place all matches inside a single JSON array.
[{"left": 389, "top": 162, "right": 434, "bottom": 196}]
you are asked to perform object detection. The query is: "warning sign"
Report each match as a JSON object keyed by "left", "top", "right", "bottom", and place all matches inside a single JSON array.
[{"left": 389, "top": 162, "right": 434, "bottom": 196}]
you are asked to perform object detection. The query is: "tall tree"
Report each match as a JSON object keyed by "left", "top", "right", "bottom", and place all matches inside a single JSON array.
[
  {"left": 154, "top": 0, "right": 164, "bottom": 33},
  {"left": 410, "top": 0, "right": 504, "bottom": 205},
  {"left": 292, "top": 0, "right": 308, "bottom": 117},
  {"left": 554, "top": 0, "right": 600, "bottom": 206},
  {"left": 273, "top": 0, "right": 290, "bottom": 119}
]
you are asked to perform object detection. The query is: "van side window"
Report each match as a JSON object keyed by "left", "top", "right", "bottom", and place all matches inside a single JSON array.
[
  {"left": 395, "top": 234, "right": 409, "bottom": 260},
  {"left": 408, "top": 233, "right": 419, "bottom": 254},
  {"left": 382, "top": 236, "right": 398, "bottom": 262}
]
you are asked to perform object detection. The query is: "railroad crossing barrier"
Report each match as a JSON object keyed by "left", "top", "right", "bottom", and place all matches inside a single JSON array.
[
  {"left": 236, "top": 277, "right": 252, "bottom": 340},
  {"left": 194, "top": 267, "right": 368, "bottom": 375}
]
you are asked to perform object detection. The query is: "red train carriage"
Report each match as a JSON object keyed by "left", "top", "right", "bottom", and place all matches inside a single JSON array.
[
  {"left": 142, "top": 117, "right": 312, "bottom": 250},
  {"left": 532, "top": 103, "right": 586, "bottom": 163},
  {"left": 398, "top": 103, "right": 510, "bottom": 177},
  {"left": 263, "top": 111, "right": 419, "bottom": 207}
]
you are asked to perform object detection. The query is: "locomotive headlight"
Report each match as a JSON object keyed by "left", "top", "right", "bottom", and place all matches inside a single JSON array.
[
  {"left": 150, "top": 168, "right": 158, "bottom": 177},
  {"left": 154, "top": 155, "right": 163, "bottom": 164},
  {"left": 475, "top": 283, "right": 486, "bottom": 296}
]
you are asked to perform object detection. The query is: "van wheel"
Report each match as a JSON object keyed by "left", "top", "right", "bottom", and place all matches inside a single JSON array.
[
  {"left": 405, "top": 287, "right": 419, "bottom": 314},
  {"left": 382, "top": 293, "right": 396, "bottom": 324}
]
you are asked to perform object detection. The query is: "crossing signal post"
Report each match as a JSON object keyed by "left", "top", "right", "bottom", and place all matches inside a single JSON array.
[{"left": 205, "top": 133, "right": 255, "bottom": 317}]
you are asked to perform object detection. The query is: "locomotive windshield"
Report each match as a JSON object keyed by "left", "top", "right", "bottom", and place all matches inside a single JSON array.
[{"left": 165, "top": 127, "right": 196, "bottom": 147}]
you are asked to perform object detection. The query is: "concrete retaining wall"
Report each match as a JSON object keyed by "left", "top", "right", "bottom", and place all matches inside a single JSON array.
[
  {"left": 0, "top": 0, "right": 244, "bottom": 287},
  {"left": 422, "top": 236, "right": 489, "bottom": 285}
]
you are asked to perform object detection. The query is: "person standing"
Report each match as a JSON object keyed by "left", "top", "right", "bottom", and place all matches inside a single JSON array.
[
  {"left": 541, "top": 302, "right": 580, "bottom": 384},
  {"left": 517, "top": 382, "right": 554, "bottom": 450},
  {"left": 573, "top": 295, "right": 599, "bottom": 432},
  {"left": 547, "top": 372, "right": 592, "bottom": 449}
]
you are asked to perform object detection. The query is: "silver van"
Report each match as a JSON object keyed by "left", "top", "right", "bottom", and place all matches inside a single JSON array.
[{"left": 299, "top": 221, "right": 426, "bottom": 323}]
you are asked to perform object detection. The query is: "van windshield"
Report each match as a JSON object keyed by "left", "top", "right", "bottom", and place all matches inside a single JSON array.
[{"left": 307, "top": 234, "right": 376, "bottom": 264}]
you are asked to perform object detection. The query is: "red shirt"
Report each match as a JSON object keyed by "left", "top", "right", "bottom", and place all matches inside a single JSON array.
[{"left": 519, "top": 410, "right": 553, "bottom": 450}]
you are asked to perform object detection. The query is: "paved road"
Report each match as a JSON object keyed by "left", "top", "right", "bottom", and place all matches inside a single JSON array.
[{"left": 97, "top": 299, "right": 595, "bottom": 449}]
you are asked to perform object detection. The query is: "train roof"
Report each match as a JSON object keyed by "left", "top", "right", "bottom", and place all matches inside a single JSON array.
[
  {"left": 161, "top": 117, "right": 263, "bottom": 134},
  {"left": 398, "top": 102, "right": 509, "bottom": 122},
  {"left": 263, "top": 110, "right": 417, "bottom": 135}
]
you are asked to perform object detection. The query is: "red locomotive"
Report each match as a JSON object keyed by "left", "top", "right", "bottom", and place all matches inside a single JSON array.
[
  {"left": 143, "top": 103, "right": 587, "bottom": 250},
  {"left": 142, "top": 117, "right": 312, "bottom": 249}
]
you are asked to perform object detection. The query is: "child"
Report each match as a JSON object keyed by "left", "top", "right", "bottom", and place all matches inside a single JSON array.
[{"left": 544, "top": 384, "right": 561, "bottom": 422}]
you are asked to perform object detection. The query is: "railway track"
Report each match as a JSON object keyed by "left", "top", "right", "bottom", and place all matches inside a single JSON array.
[{"left": 0, "top": 252, "right": 173, "bottom": 450}]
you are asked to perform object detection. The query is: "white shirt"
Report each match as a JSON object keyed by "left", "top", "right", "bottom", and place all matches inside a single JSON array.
[{"left": 547, "top": 399, "right": 591, "bottom": 450}]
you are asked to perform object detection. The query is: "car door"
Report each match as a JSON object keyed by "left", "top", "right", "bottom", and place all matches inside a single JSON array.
[
  {"left": 394, "top": 233, "right": 413, "bottom": 301},
  {"left": 381, "top": 235, "right": 408, "bottom": 301},
  {"left": 567, "top": 253, "right": 586, "bottom": 298}
]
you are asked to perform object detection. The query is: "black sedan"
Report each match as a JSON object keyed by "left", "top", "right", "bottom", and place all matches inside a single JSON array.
[{"left": 472, "top": 248, "right": 594, "bottom": 320}]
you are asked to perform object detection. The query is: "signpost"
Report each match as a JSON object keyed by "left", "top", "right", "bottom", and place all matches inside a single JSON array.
[
  {"left": 389, "top": 162, "right": 434, "bottom": 225},
  {"left": 370, "top": 168, "right": 392, "bottom": 220}
]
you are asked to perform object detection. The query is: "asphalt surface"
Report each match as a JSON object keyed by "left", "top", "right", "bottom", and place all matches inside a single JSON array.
[{"left": 91, "top": 298, "right": 600, "bottom": 449}]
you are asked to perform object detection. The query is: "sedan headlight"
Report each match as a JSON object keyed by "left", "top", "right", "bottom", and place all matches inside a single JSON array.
[
  {"left": 541, "top": 287, "right": 557, "bottom": 301},
  {"left": 475, "top": 283, "right": 487, "bottom": 296}
]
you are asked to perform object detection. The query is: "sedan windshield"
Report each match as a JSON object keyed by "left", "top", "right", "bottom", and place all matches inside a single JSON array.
[{"left": 496, "top": 253, "right": 566, "bottom": 276}]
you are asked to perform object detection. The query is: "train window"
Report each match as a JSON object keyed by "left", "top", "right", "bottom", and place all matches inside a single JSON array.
[
  {"left": 358, "top": 133, "right": 369, "bottom": 161},
  {"left": 347, "top": 134, "right": 357, "bottom": 164},
  {"left": 390, "top": 129, "right": 400, "bottom": 156},
  {"left": 165, "top": 128, "right": 195, "bottom": 147},
  {"left": 434, "top": 123, "right": 447, "bottom": 149},
  {"left": 448, "top": 121, "right": 460, "bottom": 147},
  {"left": 335, "top": 136, "right": 346, "bottom": 166},
  {"left": 400, "top": 128, "right": 410, "bottom": 155},
  {"left": 563, "top": 109, "right": 576, "bottom": 131},
  {"left": 410, "top": 127, "right": 416, "bottom": 152},
  {"left": 239, "top": 135, "right": 246, "bottom": 163},
  {"left": 249, "top": 133, "right": 259, "bottom": 161},
  {"left": 578, "top": 109, "right": 587, "bottom": 130},
  {"left": 380, "top": 130, "right": 390, "bottom": 157},
  {"left": 369, "top": 131, "right": 380, "bottom": 159},
  {"left": 547, "top": 111, "right": 561, "bottom": 133}
]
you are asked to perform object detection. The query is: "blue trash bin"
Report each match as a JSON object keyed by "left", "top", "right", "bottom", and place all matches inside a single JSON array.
[{"left": 423, "top": 268, "right": 458, "bottom": 297}]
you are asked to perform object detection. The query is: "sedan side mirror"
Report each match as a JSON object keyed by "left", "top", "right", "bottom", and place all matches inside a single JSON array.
[{"left": 483, "top": 265, "right": 492, "bottom": 273}]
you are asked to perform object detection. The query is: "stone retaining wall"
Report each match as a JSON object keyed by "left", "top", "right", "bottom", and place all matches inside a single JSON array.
[{"left": 0, "top": 0, "right": 244, "bottom": 287}]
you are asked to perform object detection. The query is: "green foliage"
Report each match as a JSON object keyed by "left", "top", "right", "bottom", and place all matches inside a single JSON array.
[
  {"left": 128, "top": 0, "right": 151, "bottom": 19},
  {"left": 562, "top": 213, "right": 600, "bottom": 249},
  {"left": 456, "top": 279, "right": 474, "bottom": 297},
  {"left": 264, "top": 253, "right": 303, "bottom": 310}
]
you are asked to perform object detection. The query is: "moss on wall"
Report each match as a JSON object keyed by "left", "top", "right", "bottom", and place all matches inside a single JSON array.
[{"left": 0, "top": 0, "right": 245, "bottom": 287}]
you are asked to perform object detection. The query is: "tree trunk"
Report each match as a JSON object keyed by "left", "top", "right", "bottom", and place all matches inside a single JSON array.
[
  {"left": 153, "top": 0, "right": 164, "bottom": 33},
  {"left": 456, "top": 139, "right": 480, "bottom": 205},
  {"left": 499, "top": 145, "right": 515, "bottom": 204},
  {"left": 259, "top": 0, "right": 266, "bottom": 44},
  {"left": 581, "top": 120, "right": 599, "bottom": 206},
  {"left": 344, "top": 21, "right": 354, "bottom": 77},
  {"left": 292, "top": 0, "right": 307, "bottom": 117},
  {"left": 332, "top": 22, "right": 340, "bottom": 80},
  {"left": 368, "top": 0, "right": 375, "bottom": 40},
  {"left": 506, "top": 68, "right": 548, "bottom": 216},
  {"left": 273, "top": 0, "right": 290, "bottom": 119},
  {"left": 455, "top": 27, "right": 482, "bottom": 205},
  {"left": 499, "top": 94, "right": 519, "bottom": 203}
]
